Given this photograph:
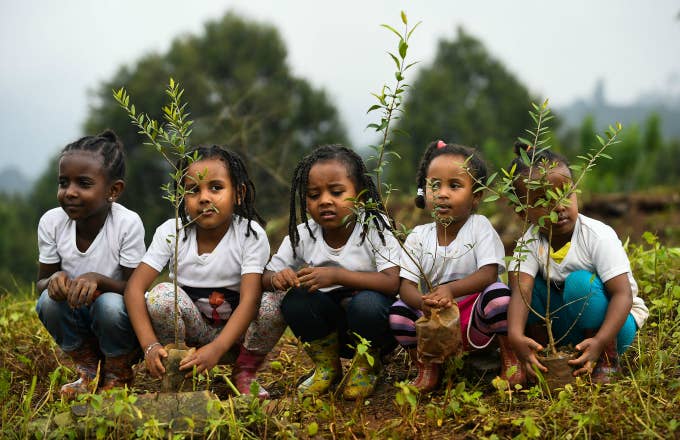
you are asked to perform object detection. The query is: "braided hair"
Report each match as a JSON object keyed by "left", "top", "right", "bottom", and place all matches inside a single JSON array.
[
  {"left": 175, "top": 145, "right": 264, "bottom": 239},
  {"left": 508, "top": 142, "right": 571, "bottom": 195},
  {"left": 288, "top": 144, "right": 390, "bottom": 257},
  {"left": 414, "top": 140, "right": 488, "bottom": 208},
  {"left": 61, "top": 129, "right": 126, "bottom": 182}
]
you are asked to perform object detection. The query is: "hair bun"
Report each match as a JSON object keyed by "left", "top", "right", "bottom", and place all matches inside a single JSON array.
[
  {"left": 99, "top": 129, "right": 119, "bottom": 143},
  {"left": 514, "top": 141, "right": 531, "bottom": 156}
]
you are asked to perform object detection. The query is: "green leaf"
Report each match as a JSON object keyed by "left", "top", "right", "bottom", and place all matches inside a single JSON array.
[
  {"left": 380, "top": 24, "right": 402, "bottom": 40},
  {"left": 307, "top": 422, "right": 318, "bottom": 436},
  {"left": 401, "top": 10, "right": 407, "bottom": 24},
  {"left": 399, "top": 40, "right": 408, "bottom": 59}
]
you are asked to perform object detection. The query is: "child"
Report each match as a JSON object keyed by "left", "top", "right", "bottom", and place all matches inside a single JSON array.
[
  {"left": 389, "top": 140, "right": 522, "bottom": 391},
  {"left": 35, "top": 130, "right": 145, "bottom": 399},
  {"left": 124, "top": 145, "right": 270, "bottom": 394},
  {"left": 268, "top": 144, "right": 401, "bottom": 400},
  {"left": 506, "top": 143, "right": 648, "bottom": 384}
]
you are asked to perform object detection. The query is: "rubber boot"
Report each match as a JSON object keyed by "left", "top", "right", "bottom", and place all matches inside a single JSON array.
[
  {"left": 343, "top": 348, "right": 382, "bottom": 400},
  {"left": 497, "top": 335, "right": 526, "bottom": 387},
  {"left": 99, "top": 350, "right": 140, "bottom": 392},
  {"left": 298, "top": 332, "right": 342, "bottom": 396},
  {"left": 406, "top": 347, "right": 440, "bottom": 392},
  {"left": 60, "top": 340, "right": 102, "bottom": 400},
  {"left": 232, "top": 345, "right": 270, "bottom": 399},
  {"left": 584, "top": 330, "right": 619, "bottom": 384}
]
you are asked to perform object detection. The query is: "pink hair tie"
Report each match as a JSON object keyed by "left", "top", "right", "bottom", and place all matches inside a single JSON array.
[{"left": 436, "top": 140, "right": 446, "bottom": 149}]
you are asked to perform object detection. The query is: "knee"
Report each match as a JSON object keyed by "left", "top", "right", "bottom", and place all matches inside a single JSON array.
[
  {"left": 91, "top": 292, "right": 128, "bottom": 328},
  {"left": 347, "top": 291, "right": 390, "bottom": 322},
  {"left": 564, "top": 271, "right": 605, "bottom": 302},
  {"left": 146, "top": 282, "right": 175, "bottom": 313},
  {"left": 36, "top": 290, "right": 63, "bottom": 322},
  {"left": 280, "top": 287, "right": 309, "bottom": 319}
]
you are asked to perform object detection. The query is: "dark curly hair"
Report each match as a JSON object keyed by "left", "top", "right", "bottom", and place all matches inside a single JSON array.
[
  {"left": 174, "top": 145, "right": 264, "bottom": 239},
  {"left": 288, "top": 144, "right": 391, "bottom": 257},
  {"left": 414, "top": 140, "right": 488, "bottom": 209},
  {"left": 61, "top": 129, "right": 126, "bottom": 182}
]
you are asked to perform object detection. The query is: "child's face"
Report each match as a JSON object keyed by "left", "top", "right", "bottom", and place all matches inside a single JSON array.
[
  {"left": 57, "top": 151, "right": 112, "bottom": 223},
  {"left": 425, "top": 154, "right": 480, "bottom": 226},
  {"left": 183, "top": 158, "right": 237, "bottom": 233},
  {"left": 519, "top": 164, "right": 578, "bottom": 246},
  {"left": 306, "top": 159, "right": 358, "bottom": 235}
]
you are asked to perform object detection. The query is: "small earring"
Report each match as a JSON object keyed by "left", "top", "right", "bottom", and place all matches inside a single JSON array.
[{"left": 108, "top": 197, "right": 113, "bottom": 202}]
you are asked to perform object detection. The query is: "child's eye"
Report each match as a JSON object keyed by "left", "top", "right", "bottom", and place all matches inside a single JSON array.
[
  {"left": 331, "top": 190, "right": 344, "bottom": 197},
  {"left": 58, "top": 179, "right": 68, "bottom": 188},
  {"left": 307, "top": 193, "right": 319, "bottom": 200},
  {"left": 210, "top": 184, "right": 223, "bottom": 191}
]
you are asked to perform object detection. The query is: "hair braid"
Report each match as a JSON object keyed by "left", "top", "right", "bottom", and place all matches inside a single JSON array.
[
  {"left": 61, "top": 129, "right": 126, "bottom": 182},
  {"left": 175, "top": 145, "right": 264, "bottom": 241},
  {"left": 414, "top": 140, "right": 488, "bottom": 209},
  {"left": 288, "top": 144, "right": 392, "bottom": 257}
]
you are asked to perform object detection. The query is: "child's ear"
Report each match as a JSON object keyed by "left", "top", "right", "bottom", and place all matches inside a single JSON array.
[
  {"left": 471, "top": 190, "right": 483, "bottom": 210},
  {"left": 108, "top": 180, "right": 125, "bottom": 202},
  {"left": 234, "top": 183, "right": 246, "bottom": 205}
]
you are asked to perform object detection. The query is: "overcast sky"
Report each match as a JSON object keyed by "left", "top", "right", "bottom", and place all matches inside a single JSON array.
[{"left": 1, "top": 0, "right": 679, "bottom": 178}]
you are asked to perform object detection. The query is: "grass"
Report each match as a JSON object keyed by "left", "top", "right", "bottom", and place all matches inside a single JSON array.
[{"left": 1, "top": 234, "right": 679, "bottom": 439}]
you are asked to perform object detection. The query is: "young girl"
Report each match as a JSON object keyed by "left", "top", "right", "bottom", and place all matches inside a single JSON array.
[
  {"left": 124, "top": 145, "right": 270, "bottom": 394},
  {"left": 35, "top": 130, "right": 145, "bottom": 399},
  {"left": 506, "top": 143, "right": 648, "bottom": 384},
  {"left": 266, "top": 145, "right": 401, "bottom": 400},
  {"left": 389, "top": 140, "right": 522, "bottom": 391}
]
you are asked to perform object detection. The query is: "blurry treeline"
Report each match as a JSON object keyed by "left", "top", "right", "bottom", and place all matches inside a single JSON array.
[{"left": 1, "top": 13, "right": 679, "bottom": 289}]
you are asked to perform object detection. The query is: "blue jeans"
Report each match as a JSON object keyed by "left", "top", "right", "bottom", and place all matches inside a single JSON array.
[
  {"left": 526, "top": 271, "right": 637, "bottom": 354},
  {"left": 36, "top": 290, "right": 138, "bottom": 357},
  {"left": 280, "top": 288, "right": 397, "bottom": 358}
]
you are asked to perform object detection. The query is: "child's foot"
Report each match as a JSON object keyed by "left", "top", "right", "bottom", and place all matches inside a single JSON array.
[
  {"left": 60, "top": 343, "right": 102, "bottom": 400},
  {"left": 342, "top": 354, "right": 381, "bottom": 400},
  {"left": 412, "top": 361, "right": 440, "bottom": 392}
]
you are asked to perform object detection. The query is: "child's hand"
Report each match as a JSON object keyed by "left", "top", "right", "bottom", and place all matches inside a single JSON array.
[
  {"left": 47, "top": 271, "right": 70, "bottom": 301},
  {"left": 67, "top": 273, "right": 101, "bottom": 308},
  {"left": 297, "top": 267, "right": 338, "bottom": 292},
  {"left": 272, "top": 268, "right": 300, "bottom": 291},
  {"left": 422, "top": 285, "right": 454, "bottom": 308},
  {"left": 568, "top": 336, "right": 605, "bottom": 376},
  {"left": 179, "top": 342, "right": 222, "bottom": 377},
  {"left": 509, "top": 334, "right": 547, "bottom": 378},
  {"left": 144, "top": 344, "right": 168, "bottom": 378}
]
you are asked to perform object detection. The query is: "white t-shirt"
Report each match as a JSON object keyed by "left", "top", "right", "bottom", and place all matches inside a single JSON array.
[
  {"left": 509, "top": 214, "right": 648, "bottom": 328},
  {"left": 38, "top": 203, "right": 145, "bottom": 280},
  {"left": 400, "top": 215, "right": 506, "bottom": 299},
  {"left": 142, "top": 215, "right": 269, "bottom": 292},
  {"left": 267, "top": 217, "right": 401, "bottom": 292}
]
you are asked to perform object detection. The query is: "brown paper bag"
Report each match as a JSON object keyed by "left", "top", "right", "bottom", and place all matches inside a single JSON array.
[{"left": 415, "top": 304, "right": 462, "bottom": 364}]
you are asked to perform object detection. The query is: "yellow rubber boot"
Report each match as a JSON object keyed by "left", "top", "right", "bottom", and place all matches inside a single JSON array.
[
  {"left": 298, "top": 333, "right": 341, "bottom": 396},
  {"left": 342, "top": 349, "right": 381, "bottom": 400}
]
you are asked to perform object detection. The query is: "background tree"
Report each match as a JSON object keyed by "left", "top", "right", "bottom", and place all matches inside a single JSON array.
[
  {"left": 384, "top": 27, "right": 542, "bottom": 190},
  {"left": 32, "top": 12, "right": 348, "bottom": 238}
]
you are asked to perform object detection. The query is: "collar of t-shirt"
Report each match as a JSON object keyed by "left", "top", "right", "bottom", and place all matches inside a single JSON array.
[{"left": 549, "top": 242, "right": 571, "bottom": 264}]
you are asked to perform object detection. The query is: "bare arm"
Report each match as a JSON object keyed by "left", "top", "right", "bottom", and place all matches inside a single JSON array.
[
  {"left": 263, "top": 268, "right": 300, "bottom": 292},
  {"left": 124, "top": 263, "right": 165, "bottom": 376},
  {"left": 508, "top": 271, "right": 547, "bottom": 375},
  {"left": 399, "top": 278, "right": 423, "bottom": 311},
  {"left": 37, "top": 262, "right": 66, "bottom": 298},
  {"left": 180, "top": 273, "right": 262, "bottom": 374},
  {"left": 297, "top": 266, "right": 400, "bottom": 296}
]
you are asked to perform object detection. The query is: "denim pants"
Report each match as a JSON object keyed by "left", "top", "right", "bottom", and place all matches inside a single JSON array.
[
  {"left": 280, "top": 288, "right": 397, "bottom": 358},
  {"left": 526, "top": 271, "right": 638, "bottom": 354},
  {"left": 36, "top": 290, "right": 138, "bottom": 357}
]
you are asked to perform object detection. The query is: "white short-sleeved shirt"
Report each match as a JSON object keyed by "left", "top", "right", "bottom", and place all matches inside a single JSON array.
[
  {"left": 38, "top": 203, "right": 145, "bottom": 280},
  {"left": 400, "top": 214, "right": 506, "bottom": 299},
  {"left": 266, "top": 217, "right": 401, "bottom": 292},
  {"left": 142, "top": 215, "right": 269, "bottom": 292},
  {"left": 509, "top": 214, "right": 648, "bottom": 328}
]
